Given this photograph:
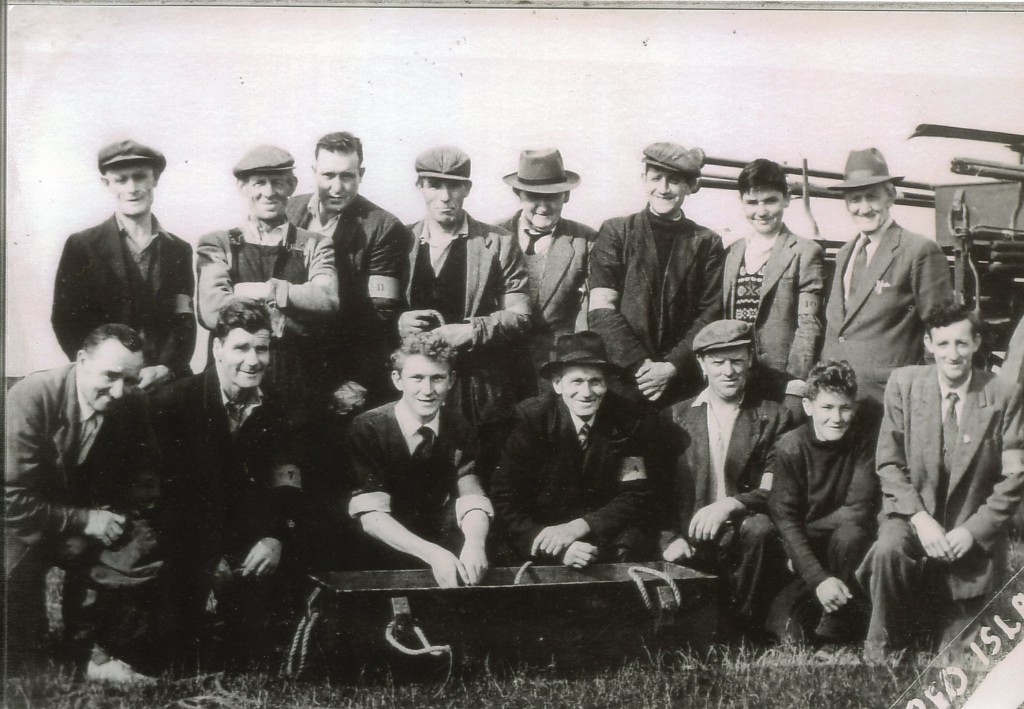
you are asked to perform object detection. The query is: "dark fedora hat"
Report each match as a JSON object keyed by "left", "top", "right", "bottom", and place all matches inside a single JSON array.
[
  {"left": 503, "top": 149, "right": 581, "bottom": 194},
  {"left": 539, "top": 331, "right": 625, "bottom": 379},
  {"left": 827, "top": 148, "right": 904, "bottom": 191}
]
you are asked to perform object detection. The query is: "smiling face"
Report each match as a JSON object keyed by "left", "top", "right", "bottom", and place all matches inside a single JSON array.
[
  {"left": 313, "top": 149, "right": 364, "bottom": 218},
  {"left": 418, "top": 177, "right": 471, "bottom": 229},
  {"left": 803, "top": 389, "right": 857, "bottom": 442},
  {"left": 698, "top": 345, "right": 751, "bottom": 403},
  {"left": 552, "top": 365, "right": 608, "bottom": 419},
  {"left": 741, "top": 187, "right": 789, "bottom": 237},
  {"left": 392, "top": 353, "right": 453, "bottom": 422},
  {"left": 213, "top": 327, "right": 272, "bottom": 397},
  {"left": 102, "top": 164, "right": 158, "bottom": 218},
  {"left": 518, "top": 190, "right": 568, "bottom": 232},
  {"left": 924, "top": 318, "right": 980, "bottom": 389},
  {"left": 644, "top": 165, "right": 693, "bottom": 218},
  {"left": 843, "top": 183, "right": 895, "bottom": 236},
  {"left": 238, "top": 171, "right": 297, "bottom": 223},
  {"left": 76, "top": 339, "right": 144, "bottom": 413}
]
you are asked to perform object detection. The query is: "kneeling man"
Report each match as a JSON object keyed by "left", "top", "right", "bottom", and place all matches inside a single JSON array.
[
  {"left": 347, "top": 334, "right": 493, "bottom": 587},
  {"left": 491, "top": 331, "right": 655, "bottom": 567}
]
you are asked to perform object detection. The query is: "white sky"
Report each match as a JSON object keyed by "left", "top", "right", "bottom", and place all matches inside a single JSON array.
[{"left": 6, "top": 5, "right": 1024, "bottom": 375}]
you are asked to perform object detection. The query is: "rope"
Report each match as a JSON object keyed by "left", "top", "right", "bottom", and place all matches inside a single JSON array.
[
  {"left": 514, "top": 561, "right": 534, "bottom": 585},
  {"left": 296, "top": 611, "right": 320, "bottom": 676},
  {"left": 385, "top": 620, "right": 451, "bottom": 657},
  {"left": 283, "top": 615, "right": 308, "bottom": 676},
  {"left": 283, "top": 586, "right": 323, "bottom": 677},
  {"left": 628, "top": 565, "right": 682, "bottom": 613}
]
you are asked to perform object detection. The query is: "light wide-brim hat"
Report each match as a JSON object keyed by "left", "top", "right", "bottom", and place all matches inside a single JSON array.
[
  {"left": 503, "top": 149, "right": 581, "bottom": 194},
  {"left": 539, "top": 331, "right": 626, "bottom": 379},
  {"left": 827, "top": 148, "right": 904, "bottom": 191}
]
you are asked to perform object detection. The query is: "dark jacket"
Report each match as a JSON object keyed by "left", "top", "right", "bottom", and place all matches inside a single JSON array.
[{"left": 52, "top": 216, "right": 196, "bottom": 377}]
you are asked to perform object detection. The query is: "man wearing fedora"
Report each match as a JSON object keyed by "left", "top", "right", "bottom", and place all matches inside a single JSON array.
[
  {"left": 491, "top": 331, "right": 656, "bottom": 567},
  {"left": 655, "top": 320, "right": 793, "bottom": 635},
  {"left": 398, "top": 146, "right": 533, "bottom": 478},
  {"left": 499, "top": 149, "right": 597, "bottom": 386},
  {"left": 52, "top": 140, "right": 196, "bottom": 390},
  {"left": 589, "top": 142, "right": 725, "bottom": 407},
  {"left": 821, "top": 147, "right": 953, "bottom": 403}
]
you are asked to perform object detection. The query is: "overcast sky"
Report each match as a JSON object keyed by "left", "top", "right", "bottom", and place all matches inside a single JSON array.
[{"left": 6, "top": 5, "right": 1023, "bottom": 375}]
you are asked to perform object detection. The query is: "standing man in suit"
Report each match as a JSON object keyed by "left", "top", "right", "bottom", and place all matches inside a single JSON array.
[
  {"left": 53, "top": 140, "right": 195, "bottom": 389},
  {"left": 723, "top": 158, "right": 824, "bottom": 382},
  {"left": 657, "top": 320, "right": 793, "bottom": 635},
  {"left": 857, "top": 302, "right": 1024, "bottom": 662},
  {"left": 589, "top": 142, "right": 725, "bottom": 406},
  {"left": 491, "top": 332, "right": 655, "bottom": 567},
  {"left": 398, "top": 146, "right": 534, "bottom": 477},
  {"left": 821, "top": 148, "right": 953, "bottom": 402},
  {"left": 286, "top": 132, "right": 413, "bottom": 409},
  {"left": 499, "top": 149, "right": 596, "bottom": 387},
  {"left": 6, "top": 325, "right": 161, "bottom": 683}
]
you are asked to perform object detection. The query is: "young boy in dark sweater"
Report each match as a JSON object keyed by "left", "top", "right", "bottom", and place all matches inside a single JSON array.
[{"left": 768, "top": 360, "right": 880, "bottom": 643}]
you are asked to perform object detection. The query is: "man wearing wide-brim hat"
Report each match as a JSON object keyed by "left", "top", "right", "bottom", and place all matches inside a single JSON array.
[
  {"left": 491, "top": 331, "right": 657, "bottom": 567},
  {"left": 499, "top": 149, "right": 597, "bottom": 388},
  {"left": 589, "top": 141, "right": 725, "bottom": 407},
  {"left": 820, "top": 147, "right": 953, "bottom": 403}
]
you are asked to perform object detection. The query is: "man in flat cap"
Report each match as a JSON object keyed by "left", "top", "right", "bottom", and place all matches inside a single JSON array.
[
  {"left": 491, "top": 331, "right": 656, "bottom": 567},
  {"left": 286, "top": 131, "right": 413, "bottom": 410},
  {"left": 821, "top": 148, "right": 953, "bottom": 403},
  {"left": 398, "top": 146, "right": 534, "bottom": 478},
  {"left": 499, "top": 149, "right": 597, "bottom": 388},
  {"left": 655, "top": 319, "right": 793, "bottom": 637},
  {"left": 52, "top": 140, "right": 196, "bottom": 391},
  {"left": 589, "top": 142, "right": 725, "bottom": 407}
]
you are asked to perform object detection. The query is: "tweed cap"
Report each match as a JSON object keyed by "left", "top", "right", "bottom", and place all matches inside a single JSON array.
[
  {"left": 827, "top": 148, "right": 904, "bottom": 191},
  {"left": 232, "top": 145, "right": 296, "bottom": 178},
  {"left": 539, "top": 331, "right": 626, "bottom": 379},
  {"left": 642, "top": 142, "right": 705, "bottom": 177},
  {"left": 415, "top": 146, "right": 472, "bottom": 182},
  {"left": 98, "top": 140, "right": 167, "bottom": 174},
  {"left": 692, "top": 320, "right": 754, "bottom": 355}
]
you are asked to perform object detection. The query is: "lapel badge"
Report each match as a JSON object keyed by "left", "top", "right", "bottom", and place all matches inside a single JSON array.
[
  {"left": 873, "top": 280, "right": 892, "bottom": 295},
  {"left": 963, "top": 434, "right": 971, "bottom": 444}
]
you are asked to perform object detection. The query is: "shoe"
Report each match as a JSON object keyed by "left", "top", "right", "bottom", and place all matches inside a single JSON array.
[{"left": 86, "top": 657, "right": 156, "bottom": 685}]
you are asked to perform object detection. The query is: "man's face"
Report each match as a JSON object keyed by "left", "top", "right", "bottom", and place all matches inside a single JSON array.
[
  {"left": 741, "top": 188, "right": 789, "bottom": 237},
  {"left": 102, "top": 164, "right": 158, "bottom": 218},
  {"left": 239, "top": 172, "right": 297, "bottom": 222},
  {"left": 392, "top": 354, "right": 453, "bottom": 420},
  {"left": 843, "top": 183, "right": 895, "bottom": 236},
  {"left": 552, "top": 365, "right": 608, "bottom": 419},
  {"left": 519, "top": 190, "right": 568, "bottom": 232},
  {"left": 213, "top": 328, "right": 271, "bottom": 392},
  {"left": 924, "top": 318, "right": 979, "bottom": 388},
  {"left": 313, "top": 149, "right": 364, "bottom": 217},
  {"left": 644, "top": 165, "right": 693, "bottom": 217},
  {"left": 698, "top": 345, "right": 751, "bottom": 403},
  {"left": 418, "top": 177, "right": 471, "bottom": 228},
  {"left": 75, "top": 339, "right": 144, "bottom": 413},
  {"left": 803, "top": 389, "right": 856, "bottom": 442}
]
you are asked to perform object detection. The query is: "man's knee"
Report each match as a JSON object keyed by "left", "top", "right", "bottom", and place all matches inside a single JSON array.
[
  {"left": 831, "top": 521, "right": 873, "bottom": 557},
  {"left": 738, "top": 513, "right": 774, "bottom": 545}
]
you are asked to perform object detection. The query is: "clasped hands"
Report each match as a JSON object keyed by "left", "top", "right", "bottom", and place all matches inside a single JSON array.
[
  {"left": 531, "top": 519, "right": 596, "bottom": 568},
  {"left": 423, "top": 542, "right": 488, "bottom": 588},
  {"left": 635, "top": 359, "right": 676, "bottom": 402},
  {"left": 911, "top": 512, "right": 974, "bottom": 563}
]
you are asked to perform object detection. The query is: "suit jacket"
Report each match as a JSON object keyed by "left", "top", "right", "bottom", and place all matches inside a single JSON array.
[
  {"left": 875, "top": 365, "right": 1024, "bottom": 598},
  {"left": 491, "top": 391, "right": 654, "bottom": 558},
  {"left": 723, "top": 226, "right": 824, "bottom": 379},
  {"left": 821, "top": 222, "right": 953, "bottom": 401},
  {"left": 589, "top": 209, "right": 724, "bottom": 402},
  {"left": 52, "top": 216, "right": 196, "bottom": 377},
  {"left": 5, "top": 364, "right": 158, "bottom": 573},
  {"left": 499, "top": 213, "right": 597, "bottom": 374},
  {"left": 406, "top": 214, "right": 534, "bottom": 423},
  {"left": 656, "top": 390, "right": 793, "bottom": 551}
]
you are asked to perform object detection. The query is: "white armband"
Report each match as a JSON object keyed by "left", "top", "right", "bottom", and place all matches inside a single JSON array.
[
  {"left": 271, "top": 464, "right": 302, "bottom": 489},
  {"left": 367, "top": 275, "right": 401, "bottom": 301},
  {"left": 456, "top": 494, "right": 494, "bottom": 528},
  {"left": 348, "top": 491, "right": 392, "bottom": 518},
  {"left": 618, "top": 456, "right": 647, "bottom": 482},
  {"left": 785, "top": 379, "right": 807, "bottom": 398},
  {"left": 759, "top": 473, "right": 774, "bottom": 491},
  {"left": 173, "top": 294, "right": 194, "bottom": 315},
  {"left": 589, "top": 287, "right": 620, "bottom": 311}
]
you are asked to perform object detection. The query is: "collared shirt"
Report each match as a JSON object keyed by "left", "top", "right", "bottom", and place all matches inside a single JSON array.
[
  {"left": 938, "top": 371, "right": 972, "bottom": 423},
  {"left": 517, "top": 214, "right": 556, "bottom": 257},
  {"left": 240, "top": 216, "right": 289, "bottom": 246},
  {"left": 742, "top": 232, "right": 777, "bottom": 275},
  {"left": 693, "top": 388, "right": 741, "bottom": 502},
  {"left": 566, "top": 408, "right": 596, "bottom": 437},
  {"left": 421, "top": 215, "right": 469, "bottom": 275},
  {"left": 393, "top": 398, "right": 442, "bottom": 455},
  {"left": 306, "top": 193, "right": 341, "bottom": 237},
  {"left": 75, "top": 373, "right": 105, "bottom": 465},
  {"left": 842, "top": 216, "right": 894, "bottom": 300},
  {"left": 116, "top": 213, "right": 165, "bottom": 281},
  {"left": 220, "top": 385, "right": 264, "bottom": 433}
]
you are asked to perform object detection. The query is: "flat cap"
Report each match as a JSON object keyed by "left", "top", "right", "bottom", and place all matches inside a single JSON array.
[
  {"left": 642, "top": 142, "right": 705, "bottom": 177},
  {"left": 693, "top": 320, "right": 753, "bottom": 355},
  {"left": 232, "top": 145, "right": 295, "bottom": 178},
  {"left": 415, "top": 146, "right": 472, "bottom": 182},
  {"left": 98, "top": 140, "right": 167, "bottom": 174}
]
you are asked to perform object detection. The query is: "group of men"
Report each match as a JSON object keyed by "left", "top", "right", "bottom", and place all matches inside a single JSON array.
[{"left": 5, "top": 132, "right": 1024, "bottom": 682}]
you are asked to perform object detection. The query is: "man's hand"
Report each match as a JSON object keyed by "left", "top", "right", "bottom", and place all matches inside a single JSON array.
[
  {"left": 688, "top": 499, "right": 743, "bottom": 542},
  {"left": 561, "top": 541, "right": 599, "bottom": 569},
  {"left": 662, "top": 537, "right": 695, "bottom": 563},
  {"left": 815, "top": 576, "right": 853, "bottom": 613},
  {"left": 332, "top": 381, "right": 368, "bottom": 415},
  {"left": 398, "top": 309, "right": 445, "bottom": 337},
  {"left": 531, "top": 519, "right": 590, "bottom": 558},
  {"left": 459, "top": 541, "right": 489, "bottom": 586},
  {"left": 635, "top": 359, "right": 676, "bottom": 402},
  {"left": 425, "top": 546, "right": 468, "bottom": 588},
  {"left": 139, "top": 365, "right": 172, "bottom": 390},
  {"left": 433, "top": 323, "right": 475, "bottom": 350},
  {"left": 234, "top": 280, "right": 274, "bottom": 302},
  {"left": 240, "top": 537, "right": 283, "bottom": 577},
  {"left": 911, "top": 512, "right": 955, "bottom": 562},
  {"left": 946, "top": 526, "right": 975, "bottom": 560},
  {"left": 84, "top": 509, "right": 126, "bottom": 546}
]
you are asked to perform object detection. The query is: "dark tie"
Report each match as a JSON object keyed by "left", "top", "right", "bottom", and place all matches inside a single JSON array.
[
  {"left": 413, "top": 426, "right": 436, "bottom": 461},
  {"left": 937, "top": 392, "right": 960, "bottom": 522},
  {"left": 226, "top": 399, "right": 247, "bottom": 428},
  {"left": 524, "top": 227, "right": 553, "bottom": 256},
  {"left": 847, "top": 238, "right": 869, "bottom": 302},
  {"left": 578, "top": 422, "right": 591, "bottom": 450}
]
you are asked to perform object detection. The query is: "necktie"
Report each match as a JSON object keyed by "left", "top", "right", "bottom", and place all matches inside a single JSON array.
[
  {"left": 76, "top": 414, "right": 101, "bottom": 465},
  {"left": 847, "top": 238, "right": 869, "bottom": 302},
  {"left": 226, "top": 399, "right": 247, "bottom": 430},
  {"left": 523, "top": 227, "right": 553, "bottom": 256},
  {"left": 413, "top": 426, "right": 436, "bottom": 461},
  {"left": 937, "top": 392, "right": 960, "bottom": 522},
  {"left": 578, "top": 422, "right": 591, "bottom": 450}
]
